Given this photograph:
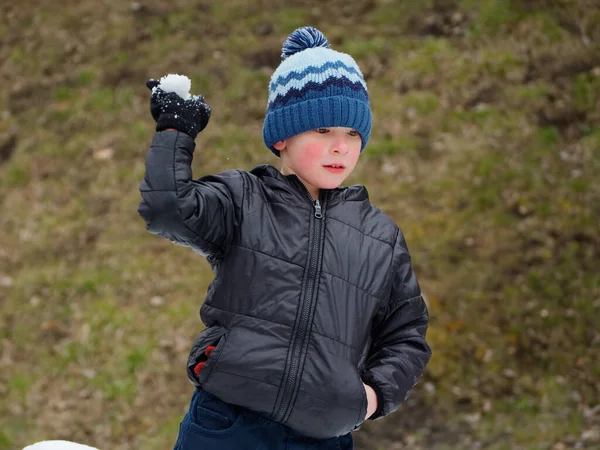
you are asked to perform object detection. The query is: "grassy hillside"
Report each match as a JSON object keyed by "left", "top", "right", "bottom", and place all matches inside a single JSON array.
[{"left": 1, "top": 1, "right": 599, "bottom": 449}]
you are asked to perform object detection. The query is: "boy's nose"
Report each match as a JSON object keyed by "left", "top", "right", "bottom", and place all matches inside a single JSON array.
[{"left": 331, "top": 138, "right": 348, "bottom": 154}]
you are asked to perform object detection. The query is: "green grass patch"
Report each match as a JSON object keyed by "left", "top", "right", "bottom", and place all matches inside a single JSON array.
[
  {"left": 134, "top": 414, "right": 182, "bottom": 450},
  {"left": 479, "top": 48, "right": 523, "bottom": 78},
  {"left": 8, "top": 47, "right": 28, "bottom": 67},
  {"left": 449, "top": 106, "right": 518, "bottom": 135},
  {"left": 530, "top": 12, "right": 569, "bottom": 42},
  {"left": 76, "top": 68, "right": 97, "bottom": 86},
  {"left": 582, "top": 127, "right": 600, "bottom": 150},
  {"left": 570, "top": 178, "right": 589, "bottom": 193},
  {"left": 402, "top": 90, "right": 440, "bottom": 115},
  {"left": 365, "top": 136, "right": 420, "bottom": 158},
  {"left": 342, "top": 36, "right": 388, "bottom": 60},
  {"left": 225, "top": 68, "right": 269, "bottom": 103},
  {"left": 114, "top": 50, "right": 129, "bottom": 65},
  {"left": 132, "top": 119, "right": 153, "bottom": 142},
  {"left": 87, "top": 87, "right": 115, "bottom": 111},
  {"left": 7, "top": 374, "right": 33, "bottom": 398},
  {"left": 573, "top": 73, "right": 599, "bottom": 112},
  {"left": 53, "top": 85, "right": 76, "bottom": 101},
  {"left": 210, "top": 2, "right": 257, "bottom": 25},
  {"left": 367, "top": 1, "right": 433, "bottom": 28},
  {"left": 465, "top": 0, "right": 524, "bottom": 36},
  {"left": 534, "top": 126, "right": 560, "bottom": 148},
  {"left": 507, "top": 82, "right": 554, "bottom": 112},
  {"left": 126, "top": 345, "right": 150, "bottom": 375},
  {"left": 101, "top": 376, "right": 137, "bottom": 402},
  {"left": 2, "top": 161, "right": 30, "bottom": 188},
  {"left": 401, "top": 38, "right": 455, "bottom": 75},
  {"left": 272, "top": 8, "right": 311, "bottom": 33},
  {"left": 0, "top": 431, "right": 13, "bottom": 450}
]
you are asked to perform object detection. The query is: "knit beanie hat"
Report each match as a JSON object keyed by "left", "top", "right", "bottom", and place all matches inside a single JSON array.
[{"left": 262, "top": 26, "right": 372, "bottom": 157}]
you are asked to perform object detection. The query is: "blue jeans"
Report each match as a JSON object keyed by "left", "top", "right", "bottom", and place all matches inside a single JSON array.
[{"left": 174, "top": 388, "right": 354, "bottom": 450}]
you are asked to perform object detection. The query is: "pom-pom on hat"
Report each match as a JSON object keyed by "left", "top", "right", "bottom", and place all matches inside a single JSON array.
[{"left": 263, "top": 26, "right": 372, "bottom": 157}]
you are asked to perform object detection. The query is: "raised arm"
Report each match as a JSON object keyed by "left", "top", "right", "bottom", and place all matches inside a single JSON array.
[{"left": 137, "top": 79, "right": 244, "bottom": 261}]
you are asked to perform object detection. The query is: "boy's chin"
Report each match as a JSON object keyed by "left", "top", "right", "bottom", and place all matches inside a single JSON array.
[{"left": 317, "top": 179, "right": 345, "bottom": 190}]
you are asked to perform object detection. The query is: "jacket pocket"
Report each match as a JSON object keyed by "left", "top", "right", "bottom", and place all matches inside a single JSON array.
[
  {"left": 193, "top": 389, "right": 243, "bottom": 434},
  {"left": 187, "top": 326, "right": 229, "bottom": 387},
  {"left": 180, "top": 391, "right": 246, "bottom": 445}
]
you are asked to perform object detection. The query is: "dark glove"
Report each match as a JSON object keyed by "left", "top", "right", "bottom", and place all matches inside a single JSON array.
[{"left": 146, "top": 79, "right": 211, "bottom": 139}]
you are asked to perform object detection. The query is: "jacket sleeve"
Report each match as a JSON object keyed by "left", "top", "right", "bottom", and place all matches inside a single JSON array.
[
  {"left": 361, "top": 227, "right": 432, "bottom": 421},
  {"left": 137, "top": 130, "right": 245, "bottom": 261}
]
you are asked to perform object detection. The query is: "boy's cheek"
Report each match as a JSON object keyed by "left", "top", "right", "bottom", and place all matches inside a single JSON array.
[{"left": 296, "top": 143, "right": 325, "bottom": 169}]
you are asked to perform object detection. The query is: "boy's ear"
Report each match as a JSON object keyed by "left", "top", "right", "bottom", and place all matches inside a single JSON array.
[{"left": 273, "top": 140, "right": 286, "bottom": 151}]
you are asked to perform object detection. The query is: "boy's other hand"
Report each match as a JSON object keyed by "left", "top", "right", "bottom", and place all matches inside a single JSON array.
[
  {"left": 363, "top": 382, "right": 378, "bottom": 420},
  {"left": 145, "top": 79, "right": 211, "bottom": 140}
]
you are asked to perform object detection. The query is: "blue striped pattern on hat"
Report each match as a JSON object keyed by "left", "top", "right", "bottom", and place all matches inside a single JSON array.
[{"left": 263, "top": 30, "right": 372, "bottom": 157}]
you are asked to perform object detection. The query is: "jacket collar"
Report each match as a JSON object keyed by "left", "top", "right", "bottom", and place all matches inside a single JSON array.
[{"left": 249, "top": 164, "right": 369, "bottom": 205}]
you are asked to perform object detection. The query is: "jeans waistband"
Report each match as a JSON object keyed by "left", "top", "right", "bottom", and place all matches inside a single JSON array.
[{"left": 194, "top": 388, "right": 345, "bottom": 445}]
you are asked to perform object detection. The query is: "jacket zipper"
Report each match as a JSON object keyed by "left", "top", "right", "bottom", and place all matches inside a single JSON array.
[{"left": 273, "top": 180, "right": 324, "bottom": 423}]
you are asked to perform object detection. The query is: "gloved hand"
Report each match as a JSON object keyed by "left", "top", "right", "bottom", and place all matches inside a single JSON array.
[{"left": 146, "top": 79, "right": 211, "bottom": 139}]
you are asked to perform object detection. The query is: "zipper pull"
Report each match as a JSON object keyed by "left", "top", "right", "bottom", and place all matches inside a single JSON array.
[{"left": 314, "top": 199, "right": 323, "bottom": 219}]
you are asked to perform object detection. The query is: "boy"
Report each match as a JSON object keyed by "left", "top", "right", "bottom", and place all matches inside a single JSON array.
[{"left": 139, "top": 26, "right": 431, "bottom": 450}]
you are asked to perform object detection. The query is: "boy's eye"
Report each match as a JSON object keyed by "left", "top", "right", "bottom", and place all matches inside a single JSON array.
[
  {"left": 316, "top": 128, "right": 329, "bottom": 134},
  {"left": 349, "top": 130, "right": 360, "bottom": 137}
]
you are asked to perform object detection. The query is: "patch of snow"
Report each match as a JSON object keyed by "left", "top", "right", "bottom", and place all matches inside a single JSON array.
[{"left": 23, "top": 441, "right": 98, "bottom": 450}]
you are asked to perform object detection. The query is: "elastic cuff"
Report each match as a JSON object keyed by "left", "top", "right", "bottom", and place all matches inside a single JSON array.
[{"left": 156, "top": 115, "right": 199, "bottom": 139}]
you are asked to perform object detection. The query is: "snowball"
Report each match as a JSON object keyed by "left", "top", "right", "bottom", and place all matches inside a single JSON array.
[
  {"left": 22, "top": 441, "right": 99, "bottom": 450},
  {"left": 157, "top": 74, "right": 191, "bottom": 100}
]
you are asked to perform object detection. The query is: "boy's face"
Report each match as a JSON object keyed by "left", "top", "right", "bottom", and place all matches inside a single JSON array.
[{"left": 274, "top": 127, "right": 362, "bottom": 198}]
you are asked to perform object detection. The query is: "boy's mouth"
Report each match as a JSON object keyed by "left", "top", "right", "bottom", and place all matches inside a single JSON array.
[{"left": 323, "top": 164, "right": 345, "bottom": 173}]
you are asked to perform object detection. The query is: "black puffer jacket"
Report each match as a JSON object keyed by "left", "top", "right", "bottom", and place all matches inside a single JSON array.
[{"left": 137, "top": 130, "right": 431, "bottom": 439}]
